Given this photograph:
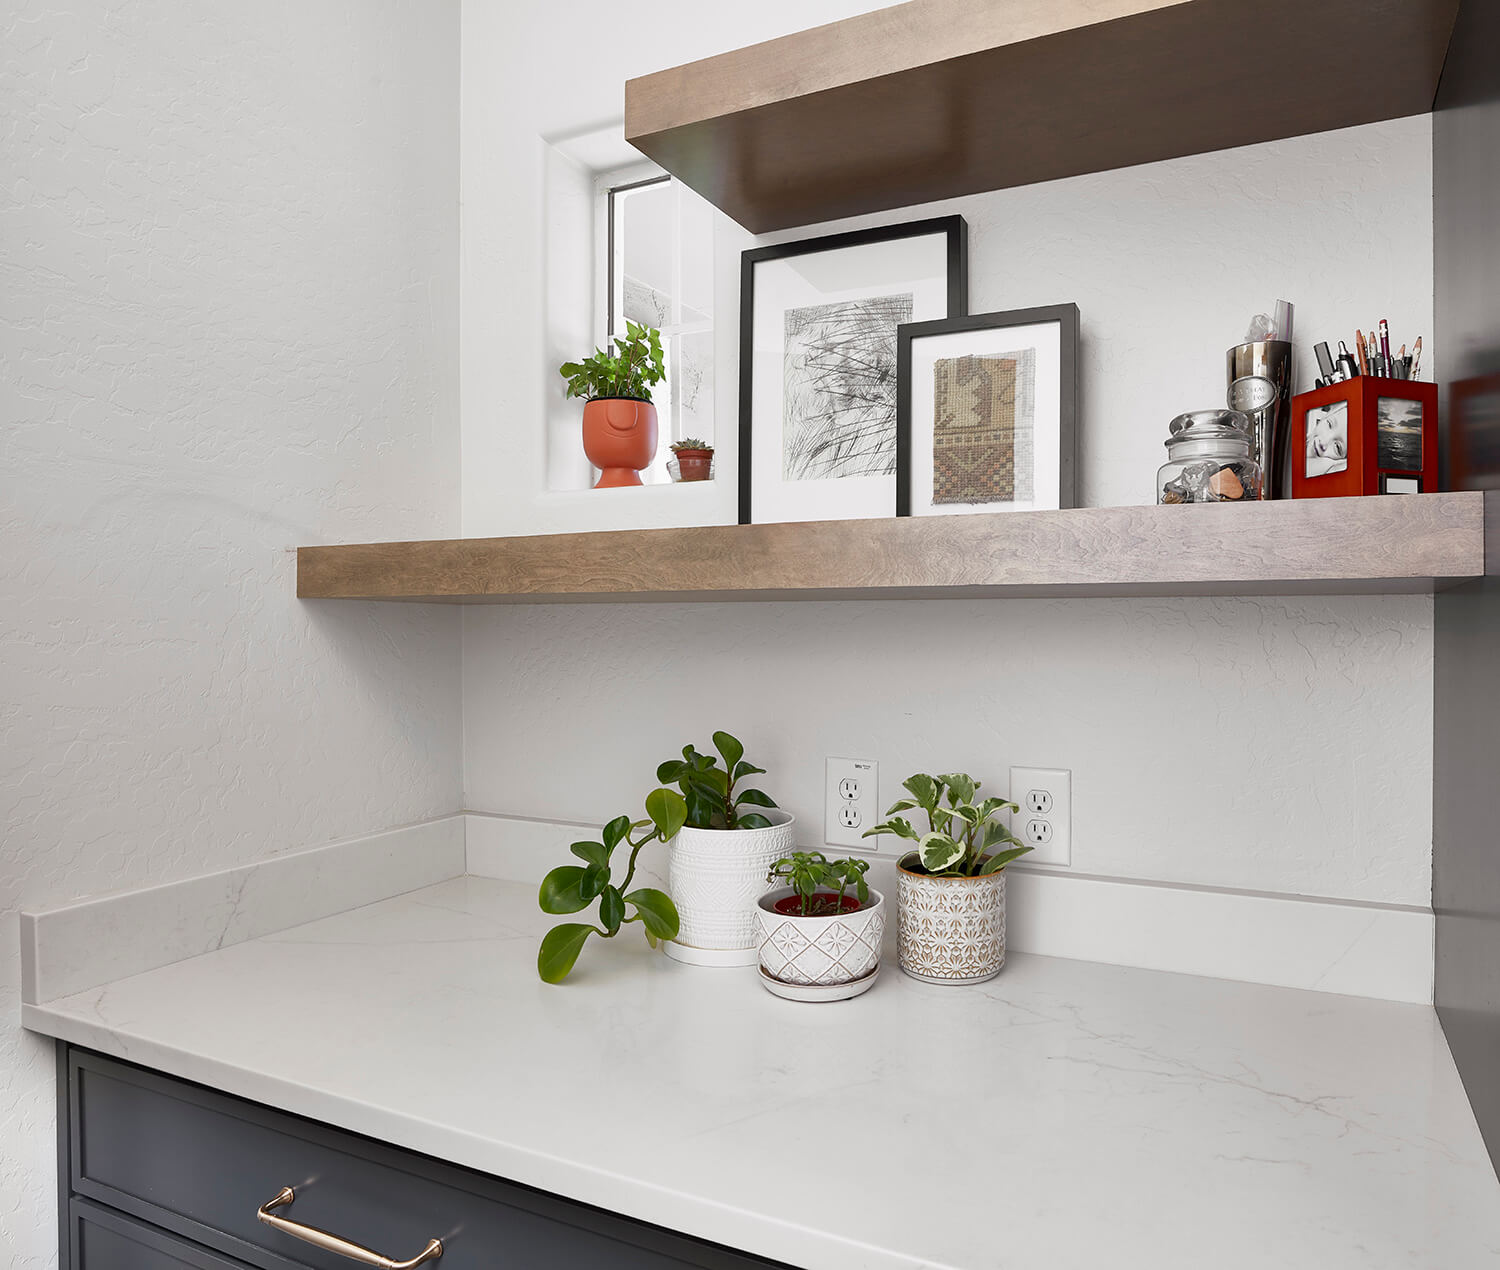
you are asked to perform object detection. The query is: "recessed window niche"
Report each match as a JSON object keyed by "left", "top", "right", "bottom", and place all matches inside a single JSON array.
[{"left": 542, "top": 124, "right": 715, "bottom": 493}]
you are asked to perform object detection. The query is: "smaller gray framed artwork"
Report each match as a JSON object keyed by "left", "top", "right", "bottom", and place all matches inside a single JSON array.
[{"left": 896, "top": 306, "right": 1080, "bottom": 516}]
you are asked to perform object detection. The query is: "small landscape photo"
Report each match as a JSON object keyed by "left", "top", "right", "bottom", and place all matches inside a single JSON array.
[
  {"left": 1306, "top": 401, "right": 1349, "bottom": 478},
  {"left": 1377, "top": 397, "right": 1423, "bottom": 471}
]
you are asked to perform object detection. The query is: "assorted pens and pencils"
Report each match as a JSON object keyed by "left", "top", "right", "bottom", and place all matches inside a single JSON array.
[{"left": 1315, "top": 320, "right": 1422, "bottom": 388}]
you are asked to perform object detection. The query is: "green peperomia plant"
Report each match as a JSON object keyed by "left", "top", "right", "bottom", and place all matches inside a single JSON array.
[
  {"left": 559, "top": 320, "right": 666, "bottom": 403},
  {"left": 863, "top": 772, "right": 1032, "bottom": 877},
  {"left": 656, "top": 731, "right": 777, "bottom": 831},
  {"left": 767, "top": 851, "right": 871, "bottom": 917},
  {"left": 536, "top": 788, "right": 688, "bottom": 983}
]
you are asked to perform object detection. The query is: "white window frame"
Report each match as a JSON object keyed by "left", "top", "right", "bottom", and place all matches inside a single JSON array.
[{"left": 592, "top": 164, "right": 714, "bottom": 484}]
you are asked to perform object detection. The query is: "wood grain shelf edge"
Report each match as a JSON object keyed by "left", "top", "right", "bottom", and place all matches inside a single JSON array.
[{"left": 296, "top": 493, "right": 1487, "bottom": 605}]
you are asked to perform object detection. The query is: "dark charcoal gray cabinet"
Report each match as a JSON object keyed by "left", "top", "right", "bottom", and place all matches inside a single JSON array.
[
  {"left": 59, "top": 1046, "right": 793, "bottom": 1270},
  {"left": 74, "top": 1199, "right": 257, "bottom": 1269}
]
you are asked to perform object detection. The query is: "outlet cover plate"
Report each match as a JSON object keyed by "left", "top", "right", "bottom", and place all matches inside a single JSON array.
[
  {"left": 1009, "top": 766, "right": 1071, "bottom": 867},
  {"left": 826, "top": 757, "right": 878, "bottom": 850}
]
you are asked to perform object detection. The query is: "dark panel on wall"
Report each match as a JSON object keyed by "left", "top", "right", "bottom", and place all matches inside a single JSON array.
[
  {"left": 1434, "top": 0, "right": 1500, "bottom": 492},
  {"left": 1433, "top": 0, "right": 1500, "bottom": 1178},
  {"left": 1434, "top": 565, "right": 1500, "bottom": 1173}
]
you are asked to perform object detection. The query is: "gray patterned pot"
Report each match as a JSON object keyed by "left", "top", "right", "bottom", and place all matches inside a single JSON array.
[{"left": 896, "top": 853, "right": 1006, "bottom": 984}]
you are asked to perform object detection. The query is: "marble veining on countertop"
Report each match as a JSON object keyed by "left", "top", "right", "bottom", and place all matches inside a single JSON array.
[{"left": 23, "top": 876, "right": 1500, "bottom": 1270}]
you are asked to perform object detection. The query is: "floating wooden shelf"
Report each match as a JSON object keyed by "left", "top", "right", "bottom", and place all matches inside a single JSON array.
[
  {"left": 297, "top": 494, "right": 1489, "bottom": 605},
  {"left": 625, "top": 0, "right": 1461, "bottom": 232}
]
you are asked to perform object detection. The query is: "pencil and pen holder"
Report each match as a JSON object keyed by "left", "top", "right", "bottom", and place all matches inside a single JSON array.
[{"left": 1290, "top": 375, "right": 1438, "bottom": 498}]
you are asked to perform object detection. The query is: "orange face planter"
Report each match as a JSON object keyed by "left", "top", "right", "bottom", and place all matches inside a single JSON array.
[{"left": 582, "top": 398, "right": 658, "bottom": 488}]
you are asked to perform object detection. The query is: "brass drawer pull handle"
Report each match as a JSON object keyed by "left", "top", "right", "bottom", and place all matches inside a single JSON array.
[{"left": 257, "top": 1187, "right": 443, "bottom": 1268}]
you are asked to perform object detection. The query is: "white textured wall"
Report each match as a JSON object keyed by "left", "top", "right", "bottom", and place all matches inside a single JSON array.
[
  {"left": 1, "top": 3, "right": 461, "bottom": 1263},
  {"left": 459, "top": 4, "right": 1436, "bottom": 910},
  {"left": 462, "top": 595, "right": 1433, "bottom": 906}
]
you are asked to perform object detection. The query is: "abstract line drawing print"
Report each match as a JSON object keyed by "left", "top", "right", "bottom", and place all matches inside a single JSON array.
[
  {"left": 782, "top": 293, "right": 914, "bottom": 481},
  {"left": 932, "top": 349, "right": 1035, "bottom": 504}
]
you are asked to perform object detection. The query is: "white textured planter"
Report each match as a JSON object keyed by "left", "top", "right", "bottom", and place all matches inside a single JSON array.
[
  {"left": 664, "top": 810, "right": 795, "bottom": 966},
  {"left": 756, "top": 886, "right": 885, "bottom": 988},
  {"left": 896, "top": 854, "right": 1007, "bottom": 984}
]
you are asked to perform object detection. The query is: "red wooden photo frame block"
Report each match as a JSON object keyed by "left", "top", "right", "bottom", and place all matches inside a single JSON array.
[{"left": 1291, "top": 376, "right": 1438, "bottom": 499}]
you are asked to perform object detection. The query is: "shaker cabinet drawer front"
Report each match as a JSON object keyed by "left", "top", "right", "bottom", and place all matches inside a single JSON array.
[
  {"left": 74, "top": 1199, "right": 260, "bottom": 1270},
  {"left": 69, "top": 1052, "right": 782, "bottom": 1270}
]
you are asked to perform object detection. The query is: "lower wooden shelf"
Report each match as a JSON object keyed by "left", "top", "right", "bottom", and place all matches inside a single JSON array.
[{"left": 295, "top": 493, "right": 1490, "bottom": 605}]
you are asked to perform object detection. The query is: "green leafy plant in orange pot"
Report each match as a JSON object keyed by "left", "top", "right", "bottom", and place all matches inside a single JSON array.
[{"left": 559, "top": 320, "right": 666, "bottom": 488}]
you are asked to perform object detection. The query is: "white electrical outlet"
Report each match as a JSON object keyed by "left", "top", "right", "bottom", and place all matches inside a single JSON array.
[
  {"left": 1009, "top": 766, "right": 1071, "bottom": 867},
  {"left": 1024, "top": 818, "right": 1053, "bottom": 844},
  {"left": 826, "top": 757, "right": 878, "bottom": 850}
]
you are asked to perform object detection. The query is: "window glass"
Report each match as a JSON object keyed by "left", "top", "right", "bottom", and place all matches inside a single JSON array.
[{"left": 605, "top": 176, "right": 714, "bottom": 483}]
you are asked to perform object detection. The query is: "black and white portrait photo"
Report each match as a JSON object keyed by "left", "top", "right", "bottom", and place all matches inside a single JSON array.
[{"left": 1306, "top": 401, "right": 1349, "bottom": 478}]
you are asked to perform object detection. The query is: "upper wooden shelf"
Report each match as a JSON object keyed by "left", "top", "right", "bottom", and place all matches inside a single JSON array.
[
  {"left": 624, "top": 0, "right": 1461, "bottom": 232},
  {"left": 297, "top": 494, "right": 1488, "bottom": 605}
]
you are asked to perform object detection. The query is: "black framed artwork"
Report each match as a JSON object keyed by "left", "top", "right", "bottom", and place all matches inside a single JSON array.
[
  {"left": 896, "top": 305, "right": 1079, "bottom": 517},
  {"left": 738, "top": 216, "right": 968, "bottom": 525}
]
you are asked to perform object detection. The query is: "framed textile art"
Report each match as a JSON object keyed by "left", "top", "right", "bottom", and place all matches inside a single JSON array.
[
  {"left": 738, "top": 216, "right": 968, "bottom": 525},
  {"left": 896, "top": 305, "right": 1079, "bottom": 516}
]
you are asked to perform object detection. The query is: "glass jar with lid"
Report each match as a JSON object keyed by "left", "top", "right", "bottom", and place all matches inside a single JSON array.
[{"left": 1157, "top": 410, "right": 1264, "bottom": 504}]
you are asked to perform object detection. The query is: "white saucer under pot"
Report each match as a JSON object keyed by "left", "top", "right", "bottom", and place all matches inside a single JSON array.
[{"left": 758, "top": 963, "right": 880, "bottom": 1002}]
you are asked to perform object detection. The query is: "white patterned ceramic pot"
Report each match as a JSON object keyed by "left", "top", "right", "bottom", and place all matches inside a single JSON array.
[
  {"left": 664, "top": 811, "right": 795, "bottom": 966},
  {"left": 896, "top": 853, "right": 1007, "bottom": 984},
  {"left": 755, "top": 886, "right": 886, "bottom": 988}
]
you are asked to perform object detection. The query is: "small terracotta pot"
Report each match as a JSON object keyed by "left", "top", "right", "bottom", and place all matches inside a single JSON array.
[
  {"left": 896, "top": 852, "right": 1007, "bottom": 984},
  {"left": 582, "top": 398, "right": 658, "bottom": 488},
  {"left": 673, "top": 448, "right": 714, "bottom": 482}
]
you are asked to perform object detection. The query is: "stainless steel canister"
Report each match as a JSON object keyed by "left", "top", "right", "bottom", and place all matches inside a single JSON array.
[{"left": 1226, "top": 340, "right": 1293, "bottom": 499}]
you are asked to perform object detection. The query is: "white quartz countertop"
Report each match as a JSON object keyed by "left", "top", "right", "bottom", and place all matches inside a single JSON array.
[{"left": 24, "top": 875, "right": 1500, "bottom": 1270}]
